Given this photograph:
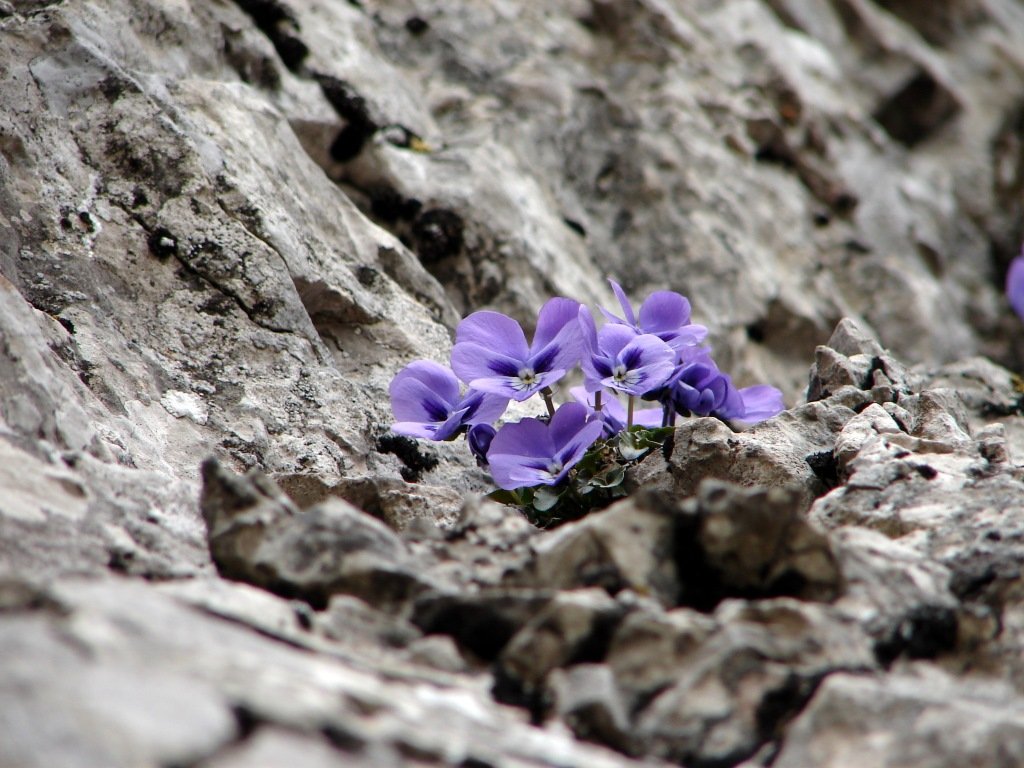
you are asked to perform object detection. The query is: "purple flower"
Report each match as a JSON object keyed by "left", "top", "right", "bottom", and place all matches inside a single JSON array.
[
  {"left": 1007, "top": 253, "right": 1024, "bottom": 322},
  {"left": 571, "top": 387, "right": 662, "bottom": 437},
  {"left": 467, "top": 423, "right": 496, "bottom": 466},
  {"left": 451, "top": 298, "right": 582, "bottom": 401},
  {"left": 487, "top": 403, "right": 605, "bottom": 490},
  {"left": 736, "top": 385, "right": 785, "bottom": 423},
  {"left": 667, "top": 359, "right": 783, "bottom": 424},
  {"left": 390, "top": 360, "right": 509, "bottom": 441},
  {"left": 579, "top": 309, "right": 676, "bottom": 396},
  {"left": 601, "top": 279, "right": 707, "bottom": 352}
]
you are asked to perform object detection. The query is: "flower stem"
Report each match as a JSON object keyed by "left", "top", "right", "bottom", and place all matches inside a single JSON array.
[
  {"left": 594, "top": 391, "right": 603, "bottom": 412},
  {"left": 540, "top": 386, "right": 556, "bottom": 418},
  {"left": 627, "top": 395, "right": 635, "bottom": 429}
]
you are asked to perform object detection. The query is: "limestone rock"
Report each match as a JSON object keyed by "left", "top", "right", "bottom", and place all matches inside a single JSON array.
[
  {"left": 772, "top": 667, "right": 1024, "bottom": 768},
  {"left": 201, "top": 458, "right": 427, "bottom": 609}
]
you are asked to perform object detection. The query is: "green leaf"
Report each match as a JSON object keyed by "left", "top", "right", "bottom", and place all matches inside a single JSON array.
[
  {"left": 487, "top": 488, "right": 522, "bottom": 506},
  {"left": 617, "top": 429, "right": 647, "bottom": 461},
  {"left": 532, "top": 486, "right": 561, "bottom": 512},
  {"left": 594, "top": 465, "right": 625, "bottom": 488}
]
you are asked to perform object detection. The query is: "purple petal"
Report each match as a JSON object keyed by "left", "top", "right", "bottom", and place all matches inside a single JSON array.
[
  {"left": 1008, "top": 255, "right": 1024, "bottom": 322},
  {"left": 459, "top": 390, "right": 509, "bottom": 425},
  {"left": 736, "top": 385, "right": 785, "bottom": 423},
  {"left": 455, "top": 311, "right": 529, "bottom": 361},
  {"left": 578, "top": 306, "right": 599, "bottom": 352},
  {"left": 549, "top": 419, "right": 605, "bottom": 484},
  {"left": 547, "top": 402, "right": 592, "bottom": 449},
  {"left": 433, "top": 406, "right": 473, "bottom": 441},
  {"left": 489, "top": 418, "right": 555, "bottom": 459},
  {"left": 597, "top": 324, "right": 638, "bottom": 357},
  {"left": 665, "top": 324, "right": 709, "bottom": 350},
  {"left": 608, "top": 278, "right": 636, "bottom": 326},
  {"left": 467, "top": 424, "right": 496, "bottom": 464},
  {"left": 638, "top": 291, "right": 691, "bottom": 334},
  {"left": 530, "top": 325, "right": 583, "bottom": 376},
  {"left": 391, "top": 421, "right": 441, "bottom": 439},
  {"left": 488, "top": 453, "right": 558, "bottom": 490},
  {"left": 451, "top": 342, "right": 523, "bottom": 386},
  {"left": 532, "top": 297, "right": 582, "bottom": 352},
  {"left": 389, "top": 361, "right": 459, "bottom": 423}
]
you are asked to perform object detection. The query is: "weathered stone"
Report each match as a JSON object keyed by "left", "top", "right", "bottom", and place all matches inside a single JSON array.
[
  {"left": 677, "top": 481, "right": 842, "bottom": 611},
  {"left": 201, "top": 458, "right": 427, "bottom": 609},
  {"left": 497, "top": 588, "right": 625, "bottom": 708},
  {"left": 633, "top": 599, "right": 875, "bottom": 767},
  {"left": 772, "top": 667, "right": 1024, "bottom": 768},
  {"left": 506, "top": 492, "right": 679, "bottom": 607},
  {"left": 665, "top": 401, "right": 856, "bottom": 510},
  {"left": 551, "top": 664, "right": 634, "bottom": 755}
]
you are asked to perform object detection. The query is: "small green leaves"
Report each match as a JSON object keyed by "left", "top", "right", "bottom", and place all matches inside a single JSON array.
[{"left": 617, "top": 426, "right": 674, "bottom": 461}]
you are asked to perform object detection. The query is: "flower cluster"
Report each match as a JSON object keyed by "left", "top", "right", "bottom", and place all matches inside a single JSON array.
[{"left": 389, "top": 281, "right": 784, "bottom": 510}]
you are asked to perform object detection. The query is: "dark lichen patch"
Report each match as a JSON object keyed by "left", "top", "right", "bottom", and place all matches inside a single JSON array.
[
  {"left": 405, "top": 16, "right": 429, "bottom": 34},
  {"left": 375, "top": 433, "right": 438, "bottom": 482},
  {"left": 232, "top": 0, "right": 309, "bottom": 72},
  {"left": 317, "top": 75, "right": 379, "bottom": 162},
  {"left": 806, "top": 451, "right": 840, "bottom": 492},
  {"left": 411, "top": 208, "right": 464, "bottom": 264},
  {"left": 370, "top": 188, "right": 423, "bottom": 224},
  {"left": 874, "top": 604, "right": 958, "bottom": 666}
]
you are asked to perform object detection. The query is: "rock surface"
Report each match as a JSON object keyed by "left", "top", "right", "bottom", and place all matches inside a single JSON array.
[{"left": 3, "top": 0, "right": 1024, "bottom": 766}]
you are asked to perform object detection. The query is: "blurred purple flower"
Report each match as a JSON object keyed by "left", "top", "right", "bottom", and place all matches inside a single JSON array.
[
  {"left": 667, "top": 359, "right": 783, "bottom": 424},
  {"left": 451, "top": 298, "right": 582, "bottom": 401},
  {"left": 601, "top": 279, "right": 707, "bottom": 352},
  {"left": 487, "top": 403, "right": 604, "bottom": 490},
  {"left": 390, "top": 360, "right": 508, "bottom": 441},
  {"left": 736, "top": 385, "right": 786, "bottom": 423},
  {"left": 579, "top": 309, "right": 675, "bottom": 396},
  {"left": 571, "top": 386, "right": 662, "bottom": 437},
  {"left": 1007, "top": 253, "right": 1024, "bottom": 322}
]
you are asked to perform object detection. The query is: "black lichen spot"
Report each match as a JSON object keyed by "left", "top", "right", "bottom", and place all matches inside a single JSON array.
[
  {"left": 77, "top": 211, "right": 95, "bottom": 233},
  {"left": 370, "top": 188, "right": 422, "bottom": 223},
  {"left": 356, "top": 265, "right": 380, "bottom": 287},
  {"left": 746, "top": 321, "right": 766, "bottom": 343},
  {"left": 562, "top": 217, "right": 587, "bottom": 238},
  {"left": 806, "top": 451, "right": 840, "bottom": 490},
  {"left": 147, "top": 228, "right": 178, "bottom": 260},
  {"left": 914, "top": 464, "right": 938, "bottom": 480},
  {"left": 317, "top": 75, "right": 379, "bottom": 162},
  {"left": 756, "top": 673, "right": 822, "bottom": 744},
  {"left": 375, "top": 433, "right": 438, "bottom": 482},
  {"left": 405, "top": 15, "right": 429, "bottom": 34},
  {"left": 874, "top": 604, "right": 958, "bottom": 666},
  {"left": 233, "top": 0, "right": 309, "bottom": 72},
  {"left": 873, "top": 70, "right": 961, "bottom": 148},
  {"left": 131, "top": 187, "right": 149, "bottom": 208},
  {"left": 411, "top": 208, "right": 464, "bottom": 264}
]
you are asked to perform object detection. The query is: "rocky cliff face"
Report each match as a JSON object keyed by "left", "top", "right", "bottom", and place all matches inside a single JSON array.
[{"left": 3, "top": 0, "right": 1024, "bottom": 766}]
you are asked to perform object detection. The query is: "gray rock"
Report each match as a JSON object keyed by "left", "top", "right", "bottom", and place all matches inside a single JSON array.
[
  {"left": 677, "top": 481, "right": 842, "bottom": 610},
  {"left": 772, "top": 667, "right": 1024, "bottom": 768},
  {"left": 201, "top": 458, "right": 427, "bottom": 610},
  {"left": 551, "top": 664, "right": 634, "bottom": 755},
  {"left": 633, "top": 598, "right": 875, "bottom": 767}
]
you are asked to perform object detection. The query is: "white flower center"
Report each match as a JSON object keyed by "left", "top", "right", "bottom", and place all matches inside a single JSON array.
[
  {"left": 546, "top": 459, "right": 563, "bottom": 476},
  {"left": 517, "top": 367, "right": 537, "bottom": 387}
]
